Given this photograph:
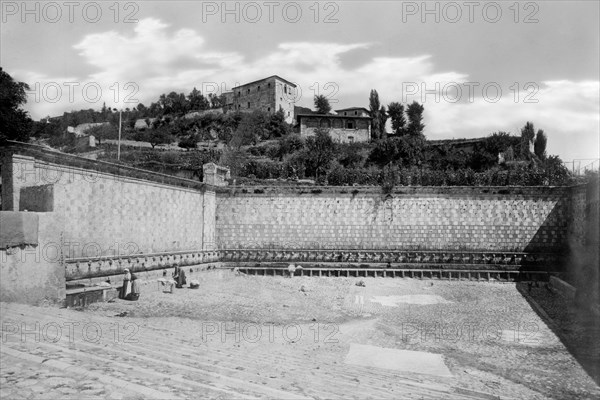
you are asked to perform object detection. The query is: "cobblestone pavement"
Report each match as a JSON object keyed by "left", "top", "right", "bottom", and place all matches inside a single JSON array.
[{"left": 1, "top": 271, "right": 599, "bottom": 399}]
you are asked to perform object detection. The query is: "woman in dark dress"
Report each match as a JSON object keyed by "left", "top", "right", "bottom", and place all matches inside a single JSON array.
[{"left": 172, "top": 266, "right": 186, "bottom": 288}]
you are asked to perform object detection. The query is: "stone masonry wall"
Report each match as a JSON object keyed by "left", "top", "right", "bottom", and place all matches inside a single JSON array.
[
  {"left": 2, "top": 149, "right": 216, "bottom": 259},
  {"left": 0, "top": 212, "right": 66, "bottom": 305},
  {"left": 216, "top": 187, "right": 572, "bottom": 252}
]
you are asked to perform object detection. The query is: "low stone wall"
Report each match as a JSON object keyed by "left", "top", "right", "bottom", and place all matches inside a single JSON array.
[{"left": 0, "top": 212, "right": 66, "bottom": 305}]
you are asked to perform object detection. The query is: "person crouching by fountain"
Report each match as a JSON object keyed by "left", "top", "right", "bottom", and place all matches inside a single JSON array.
[
  {"left": 127, "top": 273, "right": 140, "bottom": 301},
  {"left": 119, "top": 269, "right": 132, "bottom": 299},
  {"left": 173, "top": 265, "right": 187, "bottom": 288}
]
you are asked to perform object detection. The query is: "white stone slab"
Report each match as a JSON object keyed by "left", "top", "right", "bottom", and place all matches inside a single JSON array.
[
  {"left": 370, "top": 294, "right": 452, "bottom": 306},
  {"left": 344, "top": 343, "right": 453, "bottom": 377}
]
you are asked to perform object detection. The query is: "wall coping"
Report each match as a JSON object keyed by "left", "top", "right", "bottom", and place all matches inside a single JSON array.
[
  {"left": 2, "top": 141, "right": 211, "bottom": 192},
  {"left": 217, "top": 184, "right": 577, "bottom": 197}
]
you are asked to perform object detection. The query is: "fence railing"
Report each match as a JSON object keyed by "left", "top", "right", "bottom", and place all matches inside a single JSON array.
[{"left": 563, "top": 159, "right": 600, "bottom": 176}]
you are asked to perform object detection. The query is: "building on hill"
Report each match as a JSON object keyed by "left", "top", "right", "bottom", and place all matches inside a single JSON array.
[
  {"left": 426, "top": 137, "right": 487, "bottom": 152},
  {"left": 335, "top": 107, "right": 370, "bottom": 118},
  {"left": 297, "top": 107, "right": 372, "bottom": 143},
  {"left": 222, "top": 75, "right": 297, "bottom": 124}
]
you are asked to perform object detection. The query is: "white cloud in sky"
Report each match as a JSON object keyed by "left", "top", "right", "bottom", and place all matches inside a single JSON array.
[{"left": 22, "top": 18, "right": 599, "bottom": 161}]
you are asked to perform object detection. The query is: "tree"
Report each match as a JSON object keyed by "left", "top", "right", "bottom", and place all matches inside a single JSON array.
[
  {"left": 520, "top": 121, "right": 535, "bottom": 158},
  {"left": 367, "top": 138, "right": 399, "bottom": 167},
  {"left": 267, "top": 108, "right": 291, "bottom": 138},
  {"left": 406, "top": 101, "right": 425, "bottom": 136},
  {"left": 178, "top": 134, "right": 199, "bottom": 150},
  {"left": 369, "top": 90, "right": 381, "bottom": 140},
  {"left": 387, "top": 102, "right": 405, "bottom": 136},
  {"left": 86, "top": 124, "right": 117, "bottom": 145},
  {"left": 534, "top": 129, "right": 547, "bottom": 159},
  {"left": 147, "top": 127, "right": 174, "bottom": 148},
  {"left": 378, "top": 105, "right": 388, "bottom": 139},
  {"left": 303, "top": 128, "right": 336, "bottom": 180},
  {"left": 230, "top": 110, "right": 268, "bottom": 148},
  {"left": 314, "top": 95, "right": 331, "bottom": 114},
  {"left": 0, "top": 68, "right": 33, "bottom": 142},
  {"left": 188, "top": 87, "right": 209, "bottom": 111},
  {"left": 158, "top": 92, "right": 190, "bottom": 116}
]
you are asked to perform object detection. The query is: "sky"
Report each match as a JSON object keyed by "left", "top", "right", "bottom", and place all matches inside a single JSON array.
[{"left": 1, "top": 0, "right": 598, "bottom": 162}]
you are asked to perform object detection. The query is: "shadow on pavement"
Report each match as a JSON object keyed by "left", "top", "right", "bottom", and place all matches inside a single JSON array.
[{"left": 516, "top": 282, "right": 600, "bottom": 386}]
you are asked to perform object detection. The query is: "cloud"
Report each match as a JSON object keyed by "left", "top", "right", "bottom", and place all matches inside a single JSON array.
[{"left": 22, "top": 18, "right": 599, "bottom": 160}]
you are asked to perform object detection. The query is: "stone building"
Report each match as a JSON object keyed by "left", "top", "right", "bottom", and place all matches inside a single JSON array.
[
  {"left": 222, "top": 75, "right": 297, "bottom": 124},
  {"left": 297, "top": 107, "right": 372, "bottom": 143}
]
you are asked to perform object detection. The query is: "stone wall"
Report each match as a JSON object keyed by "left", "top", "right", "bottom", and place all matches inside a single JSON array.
[
  {"left": 0, "top": 212, "right": 66, "bottom": 305},
  {"left": 216, "top": 186, "right": 572, "bottom": 252},
  {"left": 1, "top": 145, "right": 217, "bottom": 259},
  {"left": 567, "top": 179, "right": 600, "bottom": 308}
]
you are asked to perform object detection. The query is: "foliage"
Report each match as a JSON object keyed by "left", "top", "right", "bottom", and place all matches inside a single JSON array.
[
  {"left": 534, "top": 129, "right": 547, "bottom": 159},
  {"left": 276, "top": 134, "right": 304, "bottom": 160},
  {"left": 267, "top": 109, "right": 292, "bottom": 138},
  {"left": 405, "top": 101, "right": 425, "bottom": 136},
  {"left": 302, "top": 128, "right": 337, "bottom": 180},
  {"left": 86, "top": 123, "right": 118, "bottom": 145},
  {"left": 369, "top": 90, "right": 381, "bottom": 140},
  {"left": 0, "top": 68, "right": 33, "bottom": 142},
  {"left": 338, "top": 143, "right": 366, "bottom": 169},
  {"left": 230, "top": 110, "right": 268, "bottom": 148},
  {"left": 178, "top": 134, "right": 199, "bottom": 150},
  {"left": 387, "top": 102, "right": 405, "bottom": 136},
  {"left": 520, "top": 121, "right": 535, "bottom": 158},
  {"left": 378, "top": 105, "right": 388, "bottom": 139},
  {"left": 314, "top": 95, "right": 331, "bottom": 114},
  {"left": 367, "top": 134, "right": 426, "bottom": 167},
  {"left": 133, "top": 121, "right": 174, "bottom": 148}
]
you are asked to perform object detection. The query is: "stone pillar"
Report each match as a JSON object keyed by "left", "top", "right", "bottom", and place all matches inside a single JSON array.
[
  {"left": 202, "top": 163, "right": 230, "bottom": 187},
  {"left": 1, "top": 153, "right": 37, "bottom": 211}
]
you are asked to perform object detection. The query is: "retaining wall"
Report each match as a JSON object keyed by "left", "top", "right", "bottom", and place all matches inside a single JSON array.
[
  {"left": 216, "top": 186, "right": 573, "bottom": 252},
  {"left": 1, "top": 145, "right": 217, "bottom": 258}
]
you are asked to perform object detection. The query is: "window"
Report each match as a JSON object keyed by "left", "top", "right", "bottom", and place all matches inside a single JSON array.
[
  {"left": 344, "top": 112, "right": 347, "bottom": 116},
  {"left": 354, "top": 111, "right": 358, "bottom": 115},
  {"left": 346, "top": 121, "right": 354, "bottom": 129},
  {"left": 247, "top": 88, "right": 250, "bottom": 94},
  {"left": 348, "top": 136, "right": 354, "bottom": 143},
  {"left": 280, "top": 97, "right": 282, "bottom": 101},
  {"left": 268, "top": 83, "right": 271, "bottom": 88},
  {"left": 258, "top": 85, "right": 260, "bottom": 91},
  {"left": 237, "top": 92, "right": 241, "bottom": 97},
  {"left": 238, "top": 104, "right": 241, "bottom": 109},
  {"left": 287, "top": 111, "right": 290, "bottom": 116},
  {"left": 247, "top": 102, "right": 251, "bottom": 108},
  {"left": 267, "top": 107, "right": 271, "bottom": 112},
  {"left": 284, "top": 85, "right": 287, "bottom": 94}
]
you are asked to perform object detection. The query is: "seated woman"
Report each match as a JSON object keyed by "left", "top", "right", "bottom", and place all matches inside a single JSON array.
[
  {"left": 118, "top": 269, "right": 132, "bottom": 299},
  {"left": 127, "top": 273, "right": 140, "bottom": 301},
  {"left": 172, "top": 266, "right": 187, "bottom": 288}
]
